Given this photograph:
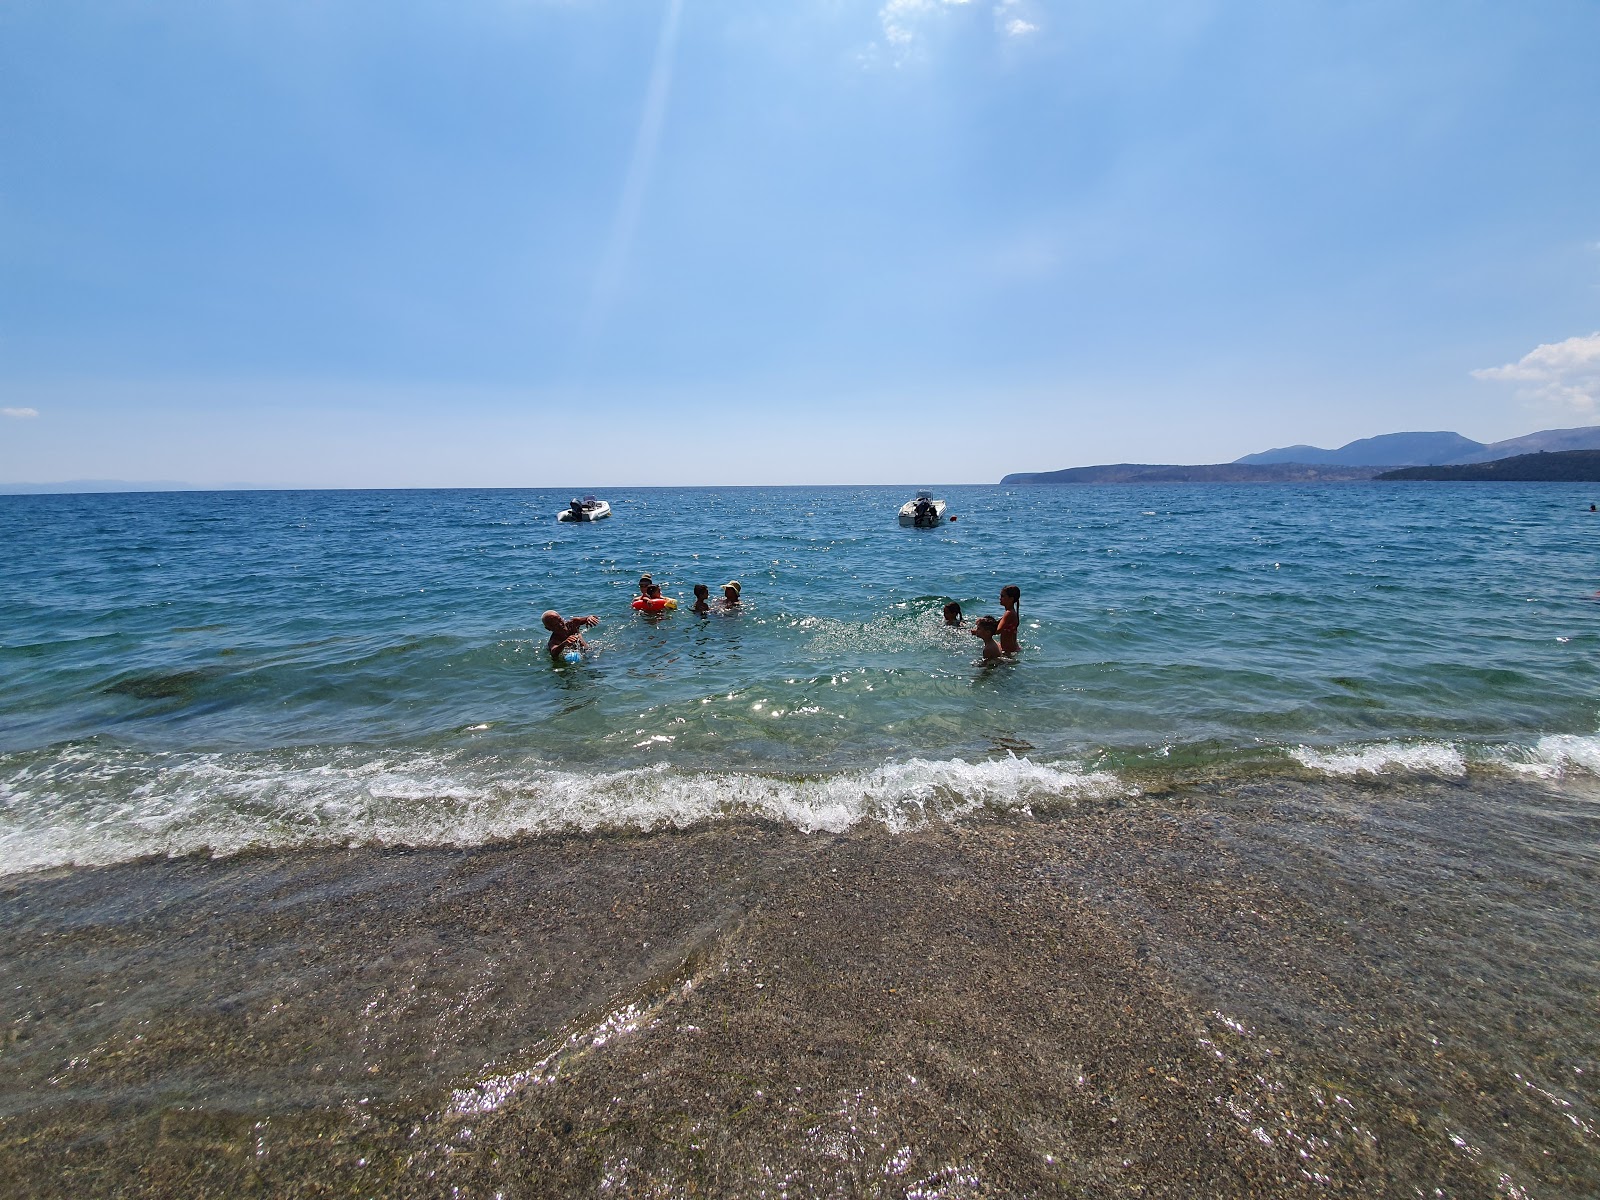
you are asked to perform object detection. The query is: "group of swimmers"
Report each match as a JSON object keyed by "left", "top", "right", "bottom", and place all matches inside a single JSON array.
[
  {"left": 541, "top": 577, "right": 1023, "bottom": 663},
  {"left": 540, "top": 574, "right": 741, "bottom": 660},
  {"left": 943, "top": 584, "right": 1023, "bottom": 659}
]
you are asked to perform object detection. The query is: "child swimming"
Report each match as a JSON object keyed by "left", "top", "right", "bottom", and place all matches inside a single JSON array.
[
  {"left": 691, "top": 584, "right": 711, "bottom": 614},
  {"left": 943, "top": 601, "right": 964, "bottom": 626},
  {"left": 542, "top": 610, "right": 599, "bottom": 660},
  {"left": 632, "top": 583, "right": 677, "bottom": 613},
  {"left": 970, "top": 614, "right": 1003, "bottom": 660}
]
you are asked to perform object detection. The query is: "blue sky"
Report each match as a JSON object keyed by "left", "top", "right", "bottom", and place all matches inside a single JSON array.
[{"left": 2, "top": 0, "right": 1597, "bottom": 487}]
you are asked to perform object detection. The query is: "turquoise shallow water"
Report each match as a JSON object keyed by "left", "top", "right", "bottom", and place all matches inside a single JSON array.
[{"left": 2, "top": 483, "right": 1598, "bottom": 871}]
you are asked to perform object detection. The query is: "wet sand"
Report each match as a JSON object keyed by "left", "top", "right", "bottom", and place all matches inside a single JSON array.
[{"left": 3, "top": 777, "right": 1598, "bottom": 1197}]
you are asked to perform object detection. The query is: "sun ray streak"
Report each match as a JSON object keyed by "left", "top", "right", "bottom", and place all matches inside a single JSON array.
[{"left": 581, "top": 0, "right": 686, "bottom": 360}]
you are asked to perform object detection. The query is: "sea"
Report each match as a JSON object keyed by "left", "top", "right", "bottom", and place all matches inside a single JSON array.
[{"left": 3, "top": 483, "right": 1599, "bottom": 1197}]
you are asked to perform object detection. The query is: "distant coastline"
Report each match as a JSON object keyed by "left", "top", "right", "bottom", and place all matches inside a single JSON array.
[
  {"left": 1376, "top": 449, "right": 1600, "bottom": 482},
  {"left": 1003, "top": 423, "right": 1600, "bottom": 485},
  {"left": 1000, "top": 463, "right": 1382, "bottom": 485}
]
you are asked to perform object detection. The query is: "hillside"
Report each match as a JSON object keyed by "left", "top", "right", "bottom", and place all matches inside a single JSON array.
[
  {"left": 1449, "top": 425, "right": 1600, "bottom": 464},
  {"left": 1000, "top": 463, "right": 1381, "bottom": 485},
  {"left": 1235, "top": 431, "right": 1483, "bottom": 467},
  {"left": 1002, "top": 423, "right": 1600, "bottom": 484},
  {"left": 1235, "top": 424, "right": 1600, "bottom": 468},
  {"left": 1376, "top": 449, "right": 1600, "bottom": 482}
]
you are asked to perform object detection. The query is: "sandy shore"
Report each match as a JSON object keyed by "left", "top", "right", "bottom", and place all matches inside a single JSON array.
[{"left": 4, "top": 778, "right": 1598, "bottom": 1197}]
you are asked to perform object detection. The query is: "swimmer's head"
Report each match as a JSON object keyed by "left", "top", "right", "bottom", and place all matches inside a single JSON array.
[
  {"left": 694, "top": 584, "right": 709, "bottom": 600},
  {"left": 943, "top": 601, "right": 963, "bottom": 625},
  {"left": 723, "top": 581, "right": 742, "bottom": 601},
  {"left": 1000, "top": 585, "right": 1021, "bottom": 607},
  {"left": 646, "top": 583, "right": 662, "bottom": 598},
  {"left": 541, "top": 610, "right": 563, "bottom": 631},
  {"left": 973, "top": 615, "right": 1000, "bottom": 636}
]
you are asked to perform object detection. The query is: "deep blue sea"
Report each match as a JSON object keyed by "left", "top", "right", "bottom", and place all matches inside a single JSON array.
[{"left": 3, "top": 482, "right": 1597, "bottom": 874}]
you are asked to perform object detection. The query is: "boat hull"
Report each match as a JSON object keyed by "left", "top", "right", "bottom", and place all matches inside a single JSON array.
[{"left": 898, "top": 497, "right": 948, "bottom": 526}]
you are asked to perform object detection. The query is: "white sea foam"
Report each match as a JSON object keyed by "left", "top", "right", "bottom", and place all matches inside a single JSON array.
[
  {"left": 11, "top": 731, "right": 1599, "bottom": 877},
  {"left": 1291, "top": 741, "right": 1468, "bottom": 778},
  {"left": 0, "top": 746, "right": 1128, "bottom": 877},
  {"left": 1292, "top": 735, "right": 1600, "bottom": 782},
  {"left": 1496, "top": 733, "right": 1600, "bottom": 780}
]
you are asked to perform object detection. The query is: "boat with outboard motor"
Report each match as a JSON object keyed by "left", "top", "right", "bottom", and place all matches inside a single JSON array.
[
  {"left": 557, "top": 495, "right": 612, "bottom": 522},
  {"left": 898, "top": 492, "right": 949, "bottom": 527}
]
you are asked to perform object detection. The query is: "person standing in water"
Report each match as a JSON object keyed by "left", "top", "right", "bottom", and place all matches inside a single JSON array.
[
  {"left": 721, "top": 581, "right": 742, "bottom": 608},
  {"left": 691, "top": 584, "right": 712, "bottom": 614},
  {"left": 542, "top": 610, "right": 598, "bottom": 659},
  {"left": 996, "top": 585, "right": 1022, "bottom": 654},
  {"left": 970, "top": 615, "right": 1003, "bottom": 660}
]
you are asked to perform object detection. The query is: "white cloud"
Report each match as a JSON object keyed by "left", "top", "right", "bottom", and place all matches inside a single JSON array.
[
  {"left": 873, "top": 0, "right": 1038, "bottom": 58},
  {"left": 2, "top": 407, "right": 39, "bottom": 419},
  {"left": 996, "top": 0, "right": 1039, "bottom": 38},
  {"left": 1472, "top": 332, "right": 1600, "bottom": 413},
  {"left": 880, "top": 0, "right": 970, "bottom": 49}
]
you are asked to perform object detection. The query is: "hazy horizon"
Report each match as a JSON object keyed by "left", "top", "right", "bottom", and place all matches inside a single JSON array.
[{"left": 8, "top": 417, "right": 1599, "bottom": 494}]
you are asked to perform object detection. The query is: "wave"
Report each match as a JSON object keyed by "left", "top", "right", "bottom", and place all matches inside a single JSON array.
[
  {"left": 5, "top": 732, "right": 1599, "bottom": 878},
  {"left": 1504, "top": 733, "right": 1600, "bottom": 779},
  {"left": 1290, "top": 741, "right": 1468, "bottom": 777},
  {"left": 1291, "top": 734, "right": 1600, "bottom": 781},
  {"left": 0, "top": 746, "right": 1126, "bottom": 877}
]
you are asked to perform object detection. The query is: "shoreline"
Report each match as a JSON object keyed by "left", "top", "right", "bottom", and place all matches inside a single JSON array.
[
  {"left": 6, "top": 735, "right": 1599, "bottom": 881},
  {"left": 5, "top": 776, "right": 1598, "bottom": 1197}
]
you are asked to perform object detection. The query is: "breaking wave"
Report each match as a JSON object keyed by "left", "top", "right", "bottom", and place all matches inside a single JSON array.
[
  {"left": 1291, "top": 734, "right": 1600, "bottom": 781},
  {"left": 6, "top": 731, "right": 1600, "bottom": 878},
  {"left": 0, "top": 746, "right": 1127, "bottom": 877}
]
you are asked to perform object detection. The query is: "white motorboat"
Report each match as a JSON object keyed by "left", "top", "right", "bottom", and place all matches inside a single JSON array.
[
  {"left": 898, "top": 492, "right": 948, "bottom": 527},
  {"left": 557, "top": 495, "right": 612, "bottom": 522}
]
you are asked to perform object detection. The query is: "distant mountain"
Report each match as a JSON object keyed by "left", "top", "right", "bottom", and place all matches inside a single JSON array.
[
  {"left": 1235, "top": 424, "right": 1600, "bottom": 468},
  {"left": 1235, "top": 431, "right": 1485, "bottom": 467},
  {"left": 1000, "top": 463, "right": 1382, "bottom": 485},
  {"left": 1377, "top": 449, "right": 1600, "bottom": 482},
  {"left": 1447, "top": 425, "right": 1600, "bottom": 464},
  {"left": 1002, "top": 423, "right": 1600, "bottom": 484}
]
